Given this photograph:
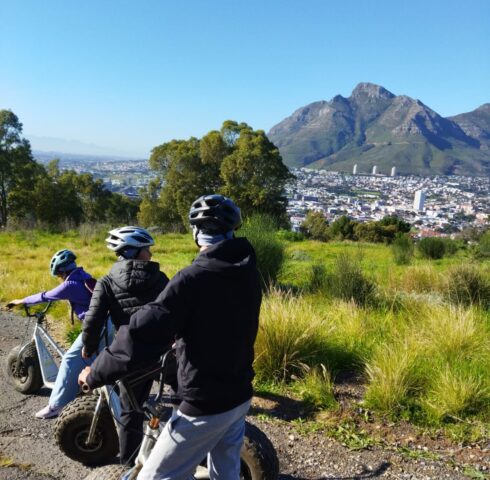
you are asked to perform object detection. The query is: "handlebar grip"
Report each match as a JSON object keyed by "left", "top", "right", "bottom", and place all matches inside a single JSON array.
[
  {"left": 5, "top": 303, "right": 15, "bottom": 310},
  {"left": 81, "top": 383, "right": 92, "bottom": 394}
]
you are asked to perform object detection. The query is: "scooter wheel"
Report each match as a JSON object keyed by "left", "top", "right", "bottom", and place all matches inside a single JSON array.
[
  {"left": 194, "top": 421, "right": 279, "bottom": 480},
  {"left": 54, "top": 394, "right": 119, "bottom": 465},
  {"left": 240, "top": 421, "right": 279, "bottom": 480},
  {"left": 6, "top": 342, "right": 43, "bottom": 394},
  {"left": 84, "top": 464, "right": 129, "bottom": 480}
]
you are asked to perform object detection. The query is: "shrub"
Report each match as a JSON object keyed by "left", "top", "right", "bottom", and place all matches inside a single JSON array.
[
  {"left": 325, "top": 253, "right": 376, "bottom": 307},
  {"left": 239, "top": 214, "right": 285, "bottom": 289},
  {"left": 441, "top": 238, "right": 459, "bottom": 256},
  {"left": 277, "top": 229, "right": 305, "bottom": 242},
  {"left": 417, "top": 237, "right": 446, "bottom": 259},
  {"left": 307, "top": 263, "right": 328, "bottom": 293},
  {"left": 391, "top": 233, "right": 414, "bottom": 265},
  {"left": 444, "top": 264, "right": 490, "bottom": 309},
  {"left": 477, "top": 231, "right": 490, "bottom": 258}
]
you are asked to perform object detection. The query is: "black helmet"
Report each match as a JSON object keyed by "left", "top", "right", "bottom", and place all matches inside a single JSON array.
[{"left": 189, "top": 194, "right": 242, "bottom": 233}]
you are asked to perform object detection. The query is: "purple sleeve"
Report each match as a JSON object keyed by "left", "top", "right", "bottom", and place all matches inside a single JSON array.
[{"left": 22, "top": 281, "right": 77, "bottom": 305}]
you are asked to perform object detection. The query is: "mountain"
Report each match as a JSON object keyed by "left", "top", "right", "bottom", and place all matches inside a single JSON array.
[
  {"left": 27, "top": 134, "right": 147, "bottom": 158},
  {"left": 267, "top": 83, "right": 490, "bottom": 175},
  {"left": 449, "top": 104, "right": 490, "bottom": 152}
]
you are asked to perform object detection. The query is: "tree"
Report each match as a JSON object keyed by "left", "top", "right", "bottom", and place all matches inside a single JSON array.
[
  {"left": 300, "top": 211, "right": 330, "bottom": 241},
  {"left": 146, "top": 121, "right": 293, "bottom": 230},
  {"left": 0, "top": 110, "right": 43, "bottom": 226},
  {"left": 221, "top": 127, "right": 293, "bottom": 224},
  {"left": 329, "top": 215, "right": 357, "bottom": 240}
]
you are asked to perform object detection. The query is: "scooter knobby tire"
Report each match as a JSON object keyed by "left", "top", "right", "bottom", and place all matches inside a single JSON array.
[
  {"left": 54, "top": 394, "right": 119, "bottom": 465},
  {"left": 6, "top": 342, "right": 43, "bottom": 394},
  {"left": 240, "top": 421, "right": 279, "bottom": 480},
  {"left": 196, "top": 421, "right": 279, "bottom": 480},
  {"left": 83, "top": 464, "right": 129, "bottom": 480}
]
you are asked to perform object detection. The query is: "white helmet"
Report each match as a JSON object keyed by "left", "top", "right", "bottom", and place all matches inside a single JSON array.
[{"left": 106, "top": 226, "right": 155, "bottom": 254}]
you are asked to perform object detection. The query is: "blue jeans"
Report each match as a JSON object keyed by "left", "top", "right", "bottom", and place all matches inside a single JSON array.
[
  {"left": 49, "top": 320, "right": 114, "bottom": 409},
  {"left": 137, "top": 399, "right": 251, "bottom": 480}
]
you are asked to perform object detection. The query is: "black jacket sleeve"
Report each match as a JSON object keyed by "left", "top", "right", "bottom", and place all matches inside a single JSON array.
[
  {"left": 82, "top": 279, "right": 110, "bottom": 356},
  {"left": 87, "top": 272, "right": 190, "bottom": 388}
]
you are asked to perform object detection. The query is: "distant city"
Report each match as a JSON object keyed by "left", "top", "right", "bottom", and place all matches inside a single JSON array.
[
  {"left": 40, "top": 154, "right": 489, "bottom": 235},
  {"left": 287, "top": 168, "right": 489, "bottom": 236}
]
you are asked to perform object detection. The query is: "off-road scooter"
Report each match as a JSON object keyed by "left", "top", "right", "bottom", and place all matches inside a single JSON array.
[
  {"left": 6, "top": 302, "right": 63, "bottom": 393},
  {"left": 55, "top": 349, "right": 279, "bottom": 480}
]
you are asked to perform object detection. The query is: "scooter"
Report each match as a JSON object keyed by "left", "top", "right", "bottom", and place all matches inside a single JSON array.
[
  {"left": 6, "top": 302, "right": 64, "bottom": 394},
  {"left": 56, "top": 350, "right": 279, "bottom": 479}
]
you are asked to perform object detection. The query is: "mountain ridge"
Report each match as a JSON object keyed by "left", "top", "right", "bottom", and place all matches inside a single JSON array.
[{"left": 267, "top": 83, "right": 490, "bottom": 175}]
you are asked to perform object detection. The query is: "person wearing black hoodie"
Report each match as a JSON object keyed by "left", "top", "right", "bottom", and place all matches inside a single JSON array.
[
  {"left": 79, "top": 195, "right": 261, "bottom": 479},
  {"left": 80, "top": 226, "right": 169, "bottom": 465}
]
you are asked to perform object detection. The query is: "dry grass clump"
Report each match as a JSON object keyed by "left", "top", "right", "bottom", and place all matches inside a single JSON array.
[
  {"left": 443, "top": 263, "right": 490, "bottom": 309},
  {"left": 396, "top": 265, "right": 440, "bottom": 294},
  {"left": 422, "top": 306, "right": 487, "bottom": 361},
  {"left": 423, "top": 366, "right": 489, "bottom": 420},
  {"left": 292, "top": 364, "right": 338, "bottom": 410},
  {"left": 364, "top": 340, "right": 423, "bottom": 412},
  {"left": 254, "top": 290, "right": 329, "bottom": 382}
]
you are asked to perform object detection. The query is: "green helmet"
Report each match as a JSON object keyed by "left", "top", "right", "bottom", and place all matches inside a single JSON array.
[{"left": 50, "top": 249, "right": 77, "bottom": 276}]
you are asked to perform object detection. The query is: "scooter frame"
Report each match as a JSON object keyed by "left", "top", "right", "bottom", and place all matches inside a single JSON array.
[{"left": 16, "top": 302, "right": 65, "bottom": 389}]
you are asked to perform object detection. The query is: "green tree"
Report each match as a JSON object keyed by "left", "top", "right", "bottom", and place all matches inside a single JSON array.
[
  {"left": 221, "top": 126, "right": 293, "bottom": 224},
  {"left": 300, "top": 211, "right": 330, "bottom": 241},
  {"left": 0, "top": 110, "right": 43, "bottom": 226},
  {"left": 146, "top": 121, "right": 293, "bottom": 230},
  {"left": 329, "top": 215, "right": 357, "bottom": 240}
]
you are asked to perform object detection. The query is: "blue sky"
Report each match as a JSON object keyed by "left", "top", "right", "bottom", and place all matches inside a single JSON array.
[{"left": 1, "top": 0, "right": 489, "bottom": 157}]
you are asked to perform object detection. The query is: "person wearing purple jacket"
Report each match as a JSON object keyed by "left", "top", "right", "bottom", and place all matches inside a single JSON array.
[{"left": 8, "top": 249, "right": 113, "bottom": 419}]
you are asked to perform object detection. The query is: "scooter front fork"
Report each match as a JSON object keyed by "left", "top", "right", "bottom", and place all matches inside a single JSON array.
[{"left": 85, "top": 394, "right": 104, "bottom": 446}]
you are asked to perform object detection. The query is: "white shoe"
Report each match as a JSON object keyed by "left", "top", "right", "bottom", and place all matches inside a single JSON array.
[{"left": 35, "top": 404, "right": 61, "bottom": 419}]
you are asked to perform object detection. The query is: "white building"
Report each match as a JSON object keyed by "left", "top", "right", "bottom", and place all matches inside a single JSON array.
[
  {"left": 413, "top": 190, "right": 426, "bottom": 211},
  {"left": 391, "top": 166, "right": 397, "bottom": 177},
  {"left": 372, "top": 165, "right": 377, "bottom": 175},
  {"left": 353, "top": 164, "right": 358, "bottom": 175}
]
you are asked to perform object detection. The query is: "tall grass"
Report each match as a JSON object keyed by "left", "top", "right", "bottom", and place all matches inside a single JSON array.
[
  {"left": 254, "top": 290, "right": 329, "bottom": 382},
  {"left": 1, "top": 228, "right": 489, "bottom": 430},
  {"left": 364, "top": 341, "right": 423, "bottom": 412},
  {"left": 423, "top": 365, "right": 489, "bottom": 420}
]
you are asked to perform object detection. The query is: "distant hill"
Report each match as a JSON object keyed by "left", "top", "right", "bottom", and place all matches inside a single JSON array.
[
  {"left": 33, "top": 150, "right": 145, "bottom": 165},
  {"left": 267, "top": 83, "right": 490, "bottom": 175}
]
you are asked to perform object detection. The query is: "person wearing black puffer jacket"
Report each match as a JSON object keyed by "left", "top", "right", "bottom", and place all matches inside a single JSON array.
[
  {"left": 81, "top": 226, "right": 169, "bottom": 465},
  {"left": 79, "top": 195, "right": 261, "bottom": 480}
]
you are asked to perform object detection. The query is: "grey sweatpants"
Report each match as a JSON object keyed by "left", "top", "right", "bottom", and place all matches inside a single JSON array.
[{"left": 137, "top": 399, "right": 251, "bottom": 480}]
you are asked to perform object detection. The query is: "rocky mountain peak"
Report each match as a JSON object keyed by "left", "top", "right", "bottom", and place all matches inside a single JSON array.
[{"left": 350, "top": 82, "right": 395, "bottom": 100}]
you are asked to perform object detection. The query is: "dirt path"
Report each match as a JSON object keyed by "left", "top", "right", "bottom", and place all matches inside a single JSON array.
[{"left": 0, "top": 310, "right": 487, "bottom": 479}]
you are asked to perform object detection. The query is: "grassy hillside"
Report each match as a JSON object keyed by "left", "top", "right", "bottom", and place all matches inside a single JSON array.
[{"left": 1, "top": 227, "right": 489, "bottom": 441}]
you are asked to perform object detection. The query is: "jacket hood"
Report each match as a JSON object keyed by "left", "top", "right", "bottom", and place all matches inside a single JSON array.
[
  {"left": 66, "top": 267, "right": 92, "bottom": 283},
  {"left": 193, "top": 237, "right": 256, "bottom": 274},
  {"left": 109, "top": 260, "right": 162, "bottom": 292}
]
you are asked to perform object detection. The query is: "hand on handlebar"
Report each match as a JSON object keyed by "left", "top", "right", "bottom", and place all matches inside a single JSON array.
[
  {"left": 6, "top": 299, "right": 23, "bottom": 309},
  {"left": 78, "top": 366, "right": 91, "bottom": 386}
]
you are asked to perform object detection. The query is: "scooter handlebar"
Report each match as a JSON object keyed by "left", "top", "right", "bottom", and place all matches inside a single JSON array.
[{"left": 81, "top": 383, "right": 92, "bottom": 394}]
